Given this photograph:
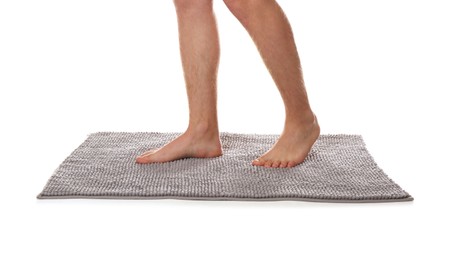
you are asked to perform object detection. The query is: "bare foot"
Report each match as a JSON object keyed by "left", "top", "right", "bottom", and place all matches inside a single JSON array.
[
  {"left": 252, "top": 114, "right": 320, "bottom": 168},
  {"left": 136, "top": 127, "right": 223, "bottom": 164}
]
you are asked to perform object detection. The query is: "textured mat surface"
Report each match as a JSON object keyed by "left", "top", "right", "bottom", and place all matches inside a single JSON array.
[{"left": 37, "top": 132, "right": 413, "bottom": 203}]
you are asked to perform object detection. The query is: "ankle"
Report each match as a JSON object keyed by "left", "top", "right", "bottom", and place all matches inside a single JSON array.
[
  {"left": 186, "top": 122, "right": 219, "bottom": 138},
  {"left": 285, "top": 110, "right": 316, "bottom": 127}
]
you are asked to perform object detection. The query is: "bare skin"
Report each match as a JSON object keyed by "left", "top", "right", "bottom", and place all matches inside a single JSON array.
[
  {"left": 136, "top": 0, "right": 223, "bottom": 164},
  {"left": 136, "top": 0, "right": 320, "bottom": 168}
]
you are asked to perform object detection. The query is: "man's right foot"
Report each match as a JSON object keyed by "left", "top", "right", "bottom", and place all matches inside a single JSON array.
[{"left": 136, "top": 126, "right": 223, "bottom": 164}]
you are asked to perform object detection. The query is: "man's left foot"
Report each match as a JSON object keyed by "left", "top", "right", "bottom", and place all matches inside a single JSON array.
[{"left": 252, "top": 114, "right": 320, "bottom": 168}]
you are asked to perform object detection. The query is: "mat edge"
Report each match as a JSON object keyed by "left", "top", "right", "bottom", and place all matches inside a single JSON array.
[{"left": 36, "top": 194, "right": 414, "bottom": 203}]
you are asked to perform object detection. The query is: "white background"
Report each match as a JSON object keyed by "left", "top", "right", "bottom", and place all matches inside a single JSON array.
[{"left": 1, "top": 0, "right": 451, "bottom": 259}]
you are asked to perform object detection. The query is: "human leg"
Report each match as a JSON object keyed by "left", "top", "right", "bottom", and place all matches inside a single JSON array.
[
  {"left": 223, "top": 0, "right": 320, "bottom": 168},
  {"left": 136, "top": 0, "right": 222, "bottom": 164}
]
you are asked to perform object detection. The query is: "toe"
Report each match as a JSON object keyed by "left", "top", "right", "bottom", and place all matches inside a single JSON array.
[
  {"left": 136, "top": 156, "right": 146, "bottom": 164},
  {"left": 136, "top": 153, "right": 154, "bottom": 164},
  {"left": 252, "top": 158, "right": 264, "bottom": 166},
  {"left": 271, "top": 161, "right": 281, "bottom": 168},
  {"left": 279, "top": 161, "right": 288, "bottom": 168},
  {"left": 136, "top": 155, "right": 145, "bottom": 163},
  {"left": 138, "top": 149, "right": 157, "bottom": 158},
  {"left": 264, "top": 160, "right": 273, "bottom": 167},
  {"left": 287, "top": 161, "right": 297, "bottom": 168}
]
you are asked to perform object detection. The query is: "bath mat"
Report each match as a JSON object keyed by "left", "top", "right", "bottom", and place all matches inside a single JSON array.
[{"left": 37, "top": 132, "right": 413, "bottom": 203}]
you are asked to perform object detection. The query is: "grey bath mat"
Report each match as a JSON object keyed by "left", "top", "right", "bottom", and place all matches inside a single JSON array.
[{"left": 37, "top": 132, "right": 413, "bottom": 203}]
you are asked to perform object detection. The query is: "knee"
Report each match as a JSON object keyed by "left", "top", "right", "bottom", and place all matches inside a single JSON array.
[{"left": 173, "top": 0, "right": 213, "bottom": 14}]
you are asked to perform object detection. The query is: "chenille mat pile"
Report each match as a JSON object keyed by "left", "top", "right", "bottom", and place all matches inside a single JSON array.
[{"left": 37, "top": 132, "right": 413, "bottom": 203}]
